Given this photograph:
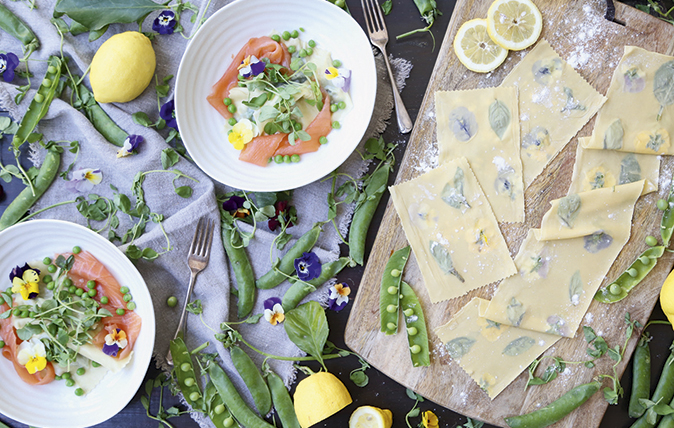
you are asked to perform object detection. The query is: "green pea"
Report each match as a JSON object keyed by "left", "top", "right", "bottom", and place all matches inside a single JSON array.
[
  {"left": 77, "top": 367, "right": 85, "bottom": 376},
  {"left": 123, "top": 293, "right": 132, "bottom": 302},
  {"left": 47, "top": 66, "right": 57, "bottom": 74},
  {"left": 298, "top": 49, "right": 307, "bottom": 58},
  {"left": 404, "top": 308, "right": 414, "bottom": 317},
  {"left": 228, "top": 104, "right": 237, "bottom": 114},
  {"left": 338, "top": 101, "right": 347, "bottom": 110},
  {"left": 42, "top": 78, "right": 52, "bottom": 87},
  {"left": 84, "top": 280, "right": 95, "bottom": 289},
  {"left": 332, "top": 121, "right": 341, "bottom": 129},
  {"left": 0, "top": 296, "right": 3, "bottom": 305},
  {"left": 181, "top": 362, "right": 191, "bottom": 372},
  {"left": 223, "top": 417, "right": 234, "bottom": 427},
  {"left": 61, "top": 372, "right": 71, "bottom": 380},
  {"left": 72, "top": 246, "right": 81, "bottom": 254},
  {"left": 282, "top": 31, "right": 290, "bottom": 40},
  {"left": 120, "top": 286, "right": 129, "bottom": 294},
  {"left": 332, "top": 59, "right": 342, "bottom": 67},
  {"left": 640, "top": 256, "right": 651, "bottom": 264},
  {"left": 271, "top": 34, "right": 281, "bottom": 42},
  {"left": 46, "top": 281, "right": 55, "bottom": 290},
  {"left": 100, "top": 296, "right": 109, "bottom": 305},
  {"left": 43, "top": 257, "right": 52, "bottom": 265},
  {"left": 0, "top": 340, "right": 5, "bottom": 348},
  {"left": 283, "top": 155, "right": 291, "bottom": 164},
  {"left": 319, "top": 136, "right": 328, "bottom": 144},
  {"left": 238, "top": 82, "right": 246, "bottom": 87},
  {"left": 91, "top": 361, "right": 101, "bottom": 368},
  {"left": 223, "top": 97, "right": 232, "bottom": 106},
  {"left": 386, "top": 304, "right": 397, "bottom": 313},
  {"left": 75, "top": 288, "right": 83, "bottom": 297},
  {"left": 288, "top": 45, "right": 296, "bottom": 54},
  {"left": 291, "top": 154, "right": 300, "bottom": 163},
  {"left": 55, "top": 375, "right": 61, "bottom": 381},
  {"left": 391, "top": 269, "right": 402, "bottom": 277},
  {"left": 387, "top": 286, "right": 397, "bottom": 295},
  {"left": 214, "top": 404, "right": 226, "bottom": 415},
  {"left": 19, "top": 310, "right": 28, "bottom": 318},
  {"left": 167, "top": 296, "right": 178, "bottom": 307},
  {"left": 127, "top": 302, "right": 136, "bottom": 310},
  {"left": 189, "top": 391, "right": 200, "bottom": 402},
  {"left": 410, "top": 344, "right": 421, "bottom": 354},
  {"left": 64, "top": 278, "right": 73, "bottom": 287},
  {"left": 305, "top": 47, "right": 313, "bottom": 56},
  {"left": 609, "top": 283, "right": 622, "bottom": 295},
  {"left": 85, "top": 289, "right": 95, "bottom": 297},
  {"left": 184, "top": 377, "right": 195, "bottom": 387},
  {"left": 116, "top": 308, "right": 125, "bottom": 316},
  {"left": 28, "top": 311, "right": 36, "bottom": 318},
  {"left": 47, "top": 265, "right": 57, "bottom": 273},
  {"left": 335, "top": 0, "right": 346, "bottom": 7},
  {"left": 75, "top": 388, "right": 84, "bottom": 396},
  {"left": 308, "top": 39, "right": 316, "bottom": 47},
  {"left": 228, "top": 118, "right": 237, "bottom": 126},
  {"left": 65, "top": 379, "right": 75, "bottom": 387},
  {"left": 645, "top": 235, "right": 658, "bottom": 246},
  {"left": 627, "top": 268, "right": 639, "bottom": 278},
  {"left": 658, "top": 199, "right": 669, "bottom": 211},
  {"left": 290, "top": 30, "right": 299, "bottom": 38},
  {"left": 34, "top": 93, "right": 44, "bottom": 104},
  {"left": 330, "top": 104, "right": 338, "bottom": 113},
  {"left": 407, "top": 327, "right": 418, "bottom": 336},
  {"left": 387, "top": 322, "right": 396, "bottom": 330},
  {"left": 12, "top": 308, "right": 21, "bottom": 316}
]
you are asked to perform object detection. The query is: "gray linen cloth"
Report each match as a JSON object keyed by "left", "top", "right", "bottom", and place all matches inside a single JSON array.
[{"left": 0, "top": 0, "right": 410, "bottom": 425}]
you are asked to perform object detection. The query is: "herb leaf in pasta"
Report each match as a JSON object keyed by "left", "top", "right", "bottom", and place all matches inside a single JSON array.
[
  {"left": 654, "top": 60, "right": 674, "bottom": 121},
  {"left": 429, "top": 240, "right": 465, "bottom": 283},
  {"left": 448, "top": 106, "right": 478, "bottom": 142},
  {"left": 603, "top": 119, "right": 624, "bottom": 150},
  {"left": 503, "top": 337, "right": 535, "bottom": 356},
  {"left": 445, "top": 337, "right": 475, "bottom": 359},
  {"left": 506, "top": 297, "right": 525, "bottom": 327},
  {"left": 569, "top": 270, "right": 583, "bottom": 305},
  {"left": 583, "top": 232, "right": 613, "bottom": 253},
  {"left": 489, "top": 99, "right": 510, "bottom": 140},
  {"left": 441, "top": 167, "right": 471, "bottom": 211},
  {"left": 557, "top": 194, "right": 581, "bottom": 228},
  {"left": 619, "top": 154, "right": 642, "bottom": 185}
]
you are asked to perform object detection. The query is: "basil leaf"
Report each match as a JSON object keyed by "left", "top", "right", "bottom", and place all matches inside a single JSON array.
[
  {"left": 429, "top": 241, "right": 465, "bottom": 283},
  {"left": 557, "top": 193, "right": 581, "bottom": 228},
  {"left": 441, "top": 167, "right": 470, "bottom": 211},
  {"left": 445, "top": 337, "right": 475, "bottom": 359},
  {"left": 506, "top": 297, "right": 525, "bottom": 327},
  {"left": 654, "top": 60, "right": 674, "bottom": 120},
  {"left": 54, "top": 0, "right": 164, "bottom": 31},
  {"left": 603, "top": 119, "right": 624, "bottom": 149},
  {"left": 489, "top": 100, "right": 510, "bottom": 140},
  {"left": 568, "top": 270, "right": 583, "bottom": 305},
  {"left": 381, "top": 0, "right": 392, "bottom": 14},
  {"left": 448, "top": 106, "right": 478, "bottom": 142},
  {"left": 284, "top": 301, "right": 329, "bottom": 367},
  {"left": 503, "top": 336, "right": 535, "bottom": 356}
]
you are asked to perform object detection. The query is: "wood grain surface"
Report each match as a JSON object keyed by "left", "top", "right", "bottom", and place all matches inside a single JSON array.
[{"left": 345, "top": 1, "right": 674, "bottom": 427}]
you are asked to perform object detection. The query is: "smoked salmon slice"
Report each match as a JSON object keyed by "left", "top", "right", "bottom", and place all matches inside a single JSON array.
[
  {"left": 238, "top": 133, "right": 287, "bottom": 167},
  {"left": 207, "top": 36, "right": 291, "bottom": 120}
]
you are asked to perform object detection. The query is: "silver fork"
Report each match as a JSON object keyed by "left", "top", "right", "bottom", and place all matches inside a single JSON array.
[
  {"left": 361, "top": 0, "right": 414, "bottom": 134},
  {"left": 166, "top": 217, "right": 215, "bottom": 365}
]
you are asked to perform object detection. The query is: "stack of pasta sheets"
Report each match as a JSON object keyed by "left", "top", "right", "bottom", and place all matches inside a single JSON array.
[{"left": 389, "top": 39, "right": 673, "bottom": 399}]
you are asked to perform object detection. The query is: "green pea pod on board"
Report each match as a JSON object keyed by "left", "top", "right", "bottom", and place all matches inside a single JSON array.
[
  {"left": 230, "top": 345, "right": 272, "bottom": 416},
  {"left": 204, "top": 381, "right": 239, "bottom": 428},
  {"left": 0, "top": 3, "right": 39, "bottom": 55},
  {"left": 208, "top": 363, "right": 276, "bottom": 428},
  {"left": 266, "top": 370, "right": 301, "bottom": 428},
  {"left": 282, "top": 257, "right": 350, "bottom": 312},
  {"left": 629, "top": 335, "right": 652, "bottom": 418},
  {"left": 661, "top": 171, "right": 674, "bottom": 247},
  {"left": 0, "top": 148, "right": 60, "bottom": 231},
  {"left": 76, "top": 83, "right": 129, "bottom": 147},
  {"left": 380, "top": 246, "right": 411, "bottom": 335},
  {"left": 594, "top": 246, "right": 665, "bottom": 303},
  {"left": 400, "top": 281, "right": 430, "bottom": 367},
  {"left": 256, "top": 222, "right": 323, "bottom": 289},
  {"left": 169, "top": 337, "right": 204, "bottom": 409},
  {"left": 349, "top": 161, "right": 391, "bottom": 265},
  {"left": 221, "top": 223, "right": 256, "bottom": 318},
  {"left": 630, "top": 348, "right": 674, "bottom": 428},
  {"left": 504, "top": 381, "right": 601, "bottom": 428}
]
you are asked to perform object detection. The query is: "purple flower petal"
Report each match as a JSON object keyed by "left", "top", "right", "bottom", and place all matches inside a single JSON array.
[
  {"left": 250, "top": 60, "right": 266, "bottom": 77},
  {"left": 160, "top": 99, "right": 178, "bottom": 130},
  {"left": 102, "top": 343, "right": 120, "bottom": 357},
  {"left": 0, "top": 53, "right": 19, "bottom": 83},
  {"left": 222, "top": 195, "right": 245, "bottom": 212},
  {"left": 153, "top": 10, "right": 176, "bottom": 35},
  {"left": 294, "top": 252, "right": 321, "bottom": 281},
  {"left": 127, "top": 134, "right": 144, "bottom": 151},
  {"left": 328, "top": 297, "right": 349, "bottom": 312},
  {"left": 9, "top": 263, "right": 37, "bottom": 282},
  {"left": 263, "top": 297, "right": 282, "bottom": 311}
]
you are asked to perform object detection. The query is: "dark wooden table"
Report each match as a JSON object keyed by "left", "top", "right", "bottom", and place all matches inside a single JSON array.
[{"left": 1, "top": 0, "right": 673, "bottom": 427}]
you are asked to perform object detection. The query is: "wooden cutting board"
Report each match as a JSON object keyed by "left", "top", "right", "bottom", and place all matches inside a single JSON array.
[{"left": 344, "top": 1, "right": 674, "bottom": 427}]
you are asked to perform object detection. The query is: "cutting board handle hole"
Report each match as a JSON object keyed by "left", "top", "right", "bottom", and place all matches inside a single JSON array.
[{"left": 608, "top": 17, "right": 627, "bottom": 26}]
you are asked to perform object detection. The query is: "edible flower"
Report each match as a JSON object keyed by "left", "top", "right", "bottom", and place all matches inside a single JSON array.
[
  {"left": 263, "top": 297, "right": 284, "bottom": 325},
  {"left": 421, "top": 410, "right": 439, "bottom": 428},
  {"left": 10, "top": 263, "right": 40, "bottom": 300},
  {"left": 0, "top": 52, "right": 19, "bottom": 83},
  {"left": 16, "top": 338, "right": 47, "bottom": 374},
  {"left": 102, "top": 327, "right": 128, "bottom": 357},
  {"left": 268, "top": 200, "right": 294, "bottom": 231},
  {"left": 238, "top": 55, "right": 265, "bottom": 78},
  {"left": 324, "top": 66, "right": 351, "bottom": 92},
  {"left": 294, "top": 252, "right": 321, "bottom": 281},
  {"left": 116, "top": 134, "right": 144, "bottom": 158},
  {"left": 66, "top": 168, "right": 103, "bottom": 193},
  {"left": 228, "top": 119, "right": 256, "bottom": 150},
  {"left": 153, "top": 10, "right": 176, "bottom": 35},
  {"left": 160, "top": 99, "right": 178, "bottom": 129},
  {"left": 222, "top": 194, "right": 250, "bottom": 218},
  {"left": 328, "top": 282, "right": 350, "bottom": 312}
]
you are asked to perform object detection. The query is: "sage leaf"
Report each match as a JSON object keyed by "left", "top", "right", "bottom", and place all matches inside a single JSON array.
[
  {"left": 448, "top": 106, "right": 478, "bottom": 142},
  {"left": 603, "top": 119, "right": 624, "bottom": 150},
  {"left": 654, "top": 60, "right": 674, "bottom": 120},
  {"left": 568, "top": 270, "right": 583, "bottom": 305},
  {"left": 583, "top": 232, "right": 613, "bottom": 253},
  {"left": 561, "top": 87, "right": 586, "bottom": 113},
  {"left": 506, "top": 297, "right": 525, "bottom": 327},
  {"left": 619, "top": 154, "right": 642, "bottom": 185},
  {"left": 441, "top": 167, "right": 470, "bottom": 211},
  {"left": 284, "top": 301, "right": 329, "bottom": 367},
  {"left": 54, "top": 0, "right": 164, "bottom": 32},
  {"left": 429, "top": 241, "right": 465, "bottom": 283},
  {"left": 503, "top": 336, "right": 536, "bottom": 356},
  {"left": 557, "top": 193, "right": 581, "bottom": 228},
  {"left": 532, "top": 58, "right": 563, "bottom": 85},
  {"left": 445, "top": 337, "right": 475, "bottom": 359},
  {"left": 489, "top": 100, "right": 511, "bottom": 140}
]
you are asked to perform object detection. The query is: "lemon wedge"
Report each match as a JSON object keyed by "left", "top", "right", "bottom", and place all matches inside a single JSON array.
[
  {"left": 453, "top": 19, "right": 508, "bottom": 73},
  {"left": 349, "top": 406, "right": 393, "bottom": 428},
  {"left": 294, "top": 372, "right": 352, "bottom": 428},
  {"left": 486, "top": 0, "right": 543, "bottom": 51}
]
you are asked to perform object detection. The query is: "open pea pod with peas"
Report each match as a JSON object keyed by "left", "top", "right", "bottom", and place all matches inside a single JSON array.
[
  {"left": 169, "top": 337, "right": 204, "bottom": 409},
  {"left": 380, "top": 246, "right": 410, "bottom": 334},
  {"left": 400, "top": 281, "right": 430, "bottom": 367}
]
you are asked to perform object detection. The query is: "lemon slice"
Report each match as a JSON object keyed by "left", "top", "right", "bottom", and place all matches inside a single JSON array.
[
  {"left": 453, "top": 19, "right": 508, "bottom": 73},
  {"left": 661, "top": 269, "right": 674, "bottom": 327},
  {"left": 486, "top": 0, "right": 543, "bottom": 51},
  {"left": 349, "top": 406, "right": 393, "bottom": 428}
]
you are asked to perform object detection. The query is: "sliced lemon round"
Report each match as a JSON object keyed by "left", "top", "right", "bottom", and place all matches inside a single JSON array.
[
  {"left": 486, "top": 0, "right": 543, "bottom": 51},
  {"left": 453, "top": 18, "right": 508, "bottom": 73},
  {"left": 349, "top": 406, "right": 393, "bottom": 428}
]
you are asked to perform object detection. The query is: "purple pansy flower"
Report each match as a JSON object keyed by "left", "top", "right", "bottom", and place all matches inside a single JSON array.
[
  {"left": 10, "top": 263, "right": 41, "bottom": 300},
  {"left": 237, "top": 55, "right": 266, "bottom": 78},
  {"left": 65, "top": 168, "right": 103, "bottom": 193},
  {"left": 102, "top": 328, "right": 128, "bottom": 357},
  {"left": 328, "top": 283, "right": 351, "bottom": 312},
  {"left": 0, "top": 53, "right": 20, "bottom": 83},
  {"left": 294, "top": 251, "right": 321, "bottom": 281},
  {"left": 324, "top": 66, "right": 351, "bottom": 92},
  {"left": 263, "top": 297, "right": 285, "bottom": 325},
  {"left": 268, "top": 200, "right": 294, "bottom": 231},
  {"left": 222, "top": 194, "right": 250, "bottom": 218},
  {"left": 160, "top": 99, "right": 178, "bottom": 130},
  {"left": 153, "top": 10, "right": 176, "bottom": 35},
  {"left": 117, "top": 134, "right": 144, "bottom": 158}
]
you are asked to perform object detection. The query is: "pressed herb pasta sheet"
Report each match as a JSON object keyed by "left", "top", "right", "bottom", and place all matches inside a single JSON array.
[{"left": 434, "top": 86, "right": 525, "bottom": 223}]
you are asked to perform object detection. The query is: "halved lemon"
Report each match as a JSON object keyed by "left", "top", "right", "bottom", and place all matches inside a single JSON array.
[
  {"left": 453, "top": 18, "right": 508, "bottom": 73},
  {"left": 349, "top": 406, "right": 393, "bottom": 428},
  {"left": 486, "top": 0, "right": 543, "bottom": 51}
]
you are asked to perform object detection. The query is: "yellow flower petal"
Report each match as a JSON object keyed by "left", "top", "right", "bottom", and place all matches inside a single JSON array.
[{"left": 25, "top": 356, "right": 47, "bottom": 374}]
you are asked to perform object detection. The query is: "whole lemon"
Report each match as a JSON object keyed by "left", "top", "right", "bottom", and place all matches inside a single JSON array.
[
  {"left": 294, "top": 371, "right": 352, "bottom": 428},
  {"left": 660, "top": 269, "right": 674, "bottom": 327},
  {"left": 89, "top": 31, "right": 155, "bottom": 103}
]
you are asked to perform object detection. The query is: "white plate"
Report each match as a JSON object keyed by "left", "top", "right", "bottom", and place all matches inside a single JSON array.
[
  {"left": 175, "top": 0, "right": 377, "bottom": 191},
  {"left": 0, "top": 220, "right": 155, "bottom": 428}
]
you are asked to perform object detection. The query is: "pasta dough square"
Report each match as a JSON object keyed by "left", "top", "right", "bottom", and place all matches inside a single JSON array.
[
  {"left": 435, "top": 297, "right": 560, "bottom": 399},
  {"left": 500, "top": 40, "right": 606, "bottom": 187},
  {"left": 583, "top": 46, "right": 674, "bottom": 155},
  {"left": 435, "top": 87, "right": 524, "bottom": 223},
  {"left": 389, "top": 158, "right": 517, "bottom": 303}
]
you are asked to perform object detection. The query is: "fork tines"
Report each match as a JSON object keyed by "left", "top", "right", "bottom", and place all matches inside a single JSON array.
[
  {"left": 190, "top": 218, "right": 214, "bottom": 258},
  {"left": 361, "top": 0, "right": 387, "bottom": 34}
]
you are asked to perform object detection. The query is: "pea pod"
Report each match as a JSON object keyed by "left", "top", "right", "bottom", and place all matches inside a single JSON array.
[
  {"left": 77, "top": 83, "right": 128, "bottom": 147},
  {"left": 630, "top": 348, "right": 674, "bottom": 428},
  {"left": 349, "top": 162, "right": 391, "bottom": 265},
  {"left": 504, "top": 381, "right": 601, "bottom": 428},
  {"left": 169, "top": 337, "right": 204, "bottom": 409},
  {"left": 208, "top": 363, "right": 275, "bottom": 428},
  {"left": 661, "top": 172, "right": 674, "bottom": 247},
  {"left": 380, "top": 246, "right": 411, "bottom": 335},
  {"left": 0, "top": 148, "right": 60, "bottom": 231},
  {"left": 594, "top": 246, "right": 665, "bottom": 303},
  {"left": 204, "top": 380, "right": 239, "bottom": 428},
  {"left": 400, "top": 281, "right": 430, "bottom": 367},
  {"left": 629, "top": 335, "right": 652, "bottom": 418},
  {"left": 282, "top": 257, "right": 350, "bottom": 312},
  {"left": 266, "top": 370, "right": 301, "bottom": 428},
  {"left": 658, "top": 396, "right": 674, "bottom": 428},
  {"left": 12, "top": 56, "right": 62, "bottom": 150},
  {"left": 0, "top": 4, "right": 39, "bottom": 56},
  {"left": 256, "top": 223, "right": 323, "bottom": 289},
  {"left": 222, "top": 224, "right": 256, "bottom": 318},
  {"left": 230, "top": 345, "right": 272, "bottom": 415}
]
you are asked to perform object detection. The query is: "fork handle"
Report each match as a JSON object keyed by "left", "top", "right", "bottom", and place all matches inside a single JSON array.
[
  {"left": 380, "top": 45, "right": 414, "bottom": 134},
  {"left": 166, "top": 268, "right": 199, "bottom": 365}
]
